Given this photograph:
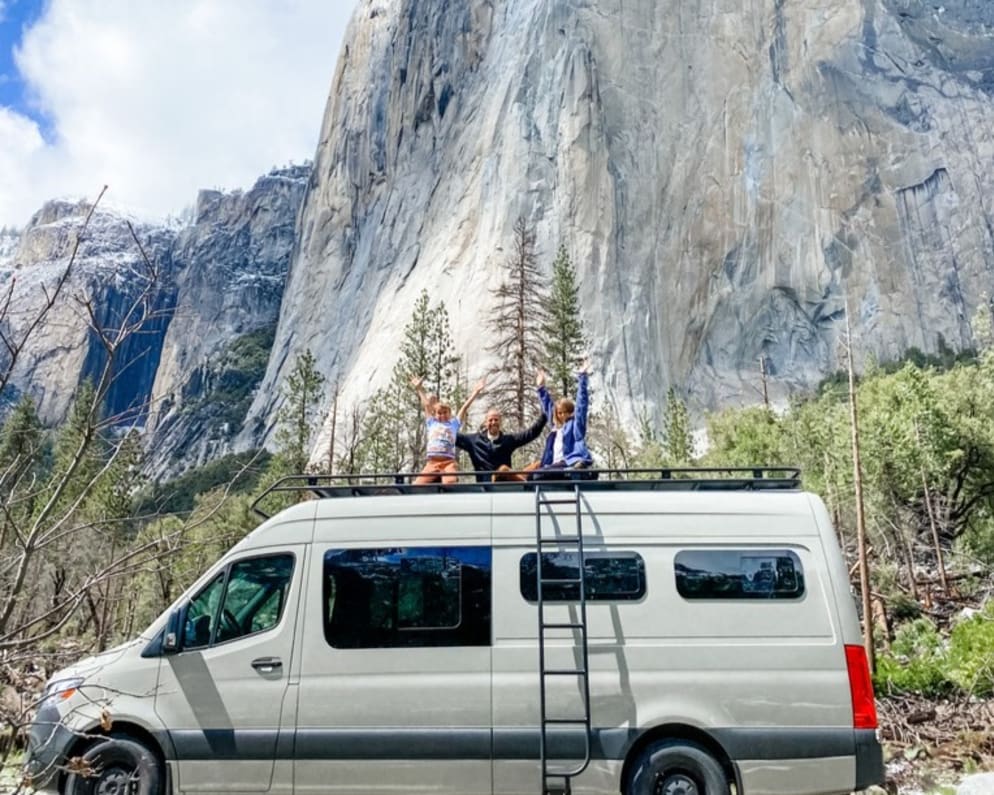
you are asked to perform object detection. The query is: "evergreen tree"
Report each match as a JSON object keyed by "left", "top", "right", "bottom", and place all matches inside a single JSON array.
[
  {"left": 542, "top": 245, "right": 587, "bottom": 397},
  {"left": 389, "top": 290, "right": 463, "bottom": 469},
  {"left": 338, "top": 292, "right": 464, "bottom": 476},
  {"left": 273, "top": 349, "right": 325, "bottom": 474},
  {"left": 0, "top": 395, "right": 46, "bottom": 492},
  {"left": 487, "top": 217, "right": 549, "bottom": 427},
  {"left": 662, "top": 388, "right": 694, "bottom": 465},
  {"left": 47, "top": 381, "right": 105, "bottom": 516}
]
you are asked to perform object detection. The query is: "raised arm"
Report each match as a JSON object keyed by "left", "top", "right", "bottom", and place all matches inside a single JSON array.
[
  {"left": 509, "top": 411, "right": 547, "bottom": 447},
  {"left": 409, "top": 374, "right": 434, "bottom": 418},
  {"left": 574, "top": 360, "right": 591, "bottom": 437},
  {"left": 457, "top": 377, "right": 487, "bottom": 425},
  {"left": 535, "top": 369, "right": 554, "bottom": 422}
]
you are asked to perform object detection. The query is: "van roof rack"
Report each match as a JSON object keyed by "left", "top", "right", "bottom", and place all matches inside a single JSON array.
[{"left": 251, "top": 466, "right": 801, "bottom": 519}]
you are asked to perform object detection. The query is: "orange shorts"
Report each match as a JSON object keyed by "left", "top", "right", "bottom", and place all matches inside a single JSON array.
[{"left": 415, "top": 457, "right": 459, "bottom": 484}]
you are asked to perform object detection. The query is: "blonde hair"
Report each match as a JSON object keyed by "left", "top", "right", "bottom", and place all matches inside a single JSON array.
[{"left": 554, "top": 398, "right": 575, "bottom": 423}]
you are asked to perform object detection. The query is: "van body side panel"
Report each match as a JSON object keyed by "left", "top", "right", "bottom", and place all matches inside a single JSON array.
[
  {"left": 736, "top": 757, "right": 854, "bottom": 795},
  {"left": 808, "top": 495, "right": 865, "bottom": 648},
  {"left": 295, "top": 505, "right": 493, "bottom": 794},
  {"left": 492, "top": 495, "right": 856, "bottom": 795},
  {"left": 153, "top": 541, "right": 307, "bottom": 795}
]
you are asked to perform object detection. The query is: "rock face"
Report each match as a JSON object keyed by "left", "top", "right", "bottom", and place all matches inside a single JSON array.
[
  {"left": 1, "top": 166, "right": 309, "bottom": 477},
  {"left": 0, "top": 201, "right": 178, "bottom": 424},
  {"left": 146, "top": 166, "right": 309, "bottom": 476},
  {"left": 245, "top": 0, "right": 994, "bottom": 457}
]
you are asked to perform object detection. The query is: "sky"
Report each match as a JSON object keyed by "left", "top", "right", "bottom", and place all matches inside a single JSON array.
[{"left": 0, "top": 0, "right": 358, "bottom": 229}]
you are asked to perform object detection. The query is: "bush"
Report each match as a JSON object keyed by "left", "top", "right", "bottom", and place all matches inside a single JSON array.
[
  {"left": 947, "top": 602, "right": 994, "bottom": 697},
  {"left": 874, "top": 618, "right": 952, "bottom": 696}
]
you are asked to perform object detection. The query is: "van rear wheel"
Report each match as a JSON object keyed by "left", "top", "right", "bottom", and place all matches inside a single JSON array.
[
  {"left": 64, "top": 737, "right": 162, "bottom": 795},
  {"left": 627, "top": 740, "right": 730, "bottom": 795}
]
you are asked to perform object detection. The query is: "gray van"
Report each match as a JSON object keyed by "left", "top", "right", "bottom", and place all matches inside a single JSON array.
[{"left": 25, "top": 468, "right": 884, "bottom": 795}]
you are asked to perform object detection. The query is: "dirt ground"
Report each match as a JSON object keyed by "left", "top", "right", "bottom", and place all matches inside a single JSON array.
[{"left": 878, "top": 694, "right": 994, "bottom": 793}]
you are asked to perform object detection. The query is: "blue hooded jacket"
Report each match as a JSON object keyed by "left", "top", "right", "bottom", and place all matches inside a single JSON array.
[{"left": 537, "top": 372, "right": 593, "bottom": 467}]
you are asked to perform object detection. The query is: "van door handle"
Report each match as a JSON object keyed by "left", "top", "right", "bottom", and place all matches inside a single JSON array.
[{"left": 251, "top": 656, "right": 283, "bottom": 673}]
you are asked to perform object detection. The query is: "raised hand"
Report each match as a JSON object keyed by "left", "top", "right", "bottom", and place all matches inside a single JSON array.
[
  {"left": 409, "top": 374, "right": 425, "bottom": 390},
  {"left": 536, "top": 370, "right": 546, "bottom": 388},
  {"left": 472, "top": 377, "right": 487, "bottom": 396},
  {"left": 577, "top": 358, "right": 591, "bottom": 375}
]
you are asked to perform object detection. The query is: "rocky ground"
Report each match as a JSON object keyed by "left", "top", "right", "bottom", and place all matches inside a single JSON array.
[{"left": 877, "top": 694, "right": 994, "bottom": 793}]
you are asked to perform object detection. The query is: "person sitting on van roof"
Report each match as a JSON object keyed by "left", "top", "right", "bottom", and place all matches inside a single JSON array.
[
  {"left": 530, "top": 361, "right": 594, "bottom": 480},
  {"left": 410, "top": 374, "right": 486, "bottom": 484},
  {"left": 456, "top": 400, "right": 547, "bottom": 483}
]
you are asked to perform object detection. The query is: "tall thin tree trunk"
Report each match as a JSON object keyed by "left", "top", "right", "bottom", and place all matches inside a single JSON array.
[
  {"left": 846, "top": 298, "right": 875, "bottom": 672},
  {"left": 759, "top": 355, "right": 770, "bottom": 409},
  {"left": 327, "top": 384, "right": 339, "bottom": 475},
  {"left": 920, "top": 467, "right": 949, "bottom": 595}
]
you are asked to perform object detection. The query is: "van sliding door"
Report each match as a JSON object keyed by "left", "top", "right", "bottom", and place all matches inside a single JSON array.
[{"left": 295, "top": 541, "right": 493, "bottom": 795}]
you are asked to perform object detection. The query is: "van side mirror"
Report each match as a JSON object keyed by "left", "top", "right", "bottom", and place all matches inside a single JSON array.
[{"left": 162, "top": 609, "right": 182, "bottom": 654}]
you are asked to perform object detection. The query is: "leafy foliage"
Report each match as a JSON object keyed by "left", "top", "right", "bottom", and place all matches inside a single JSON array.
[
  {"left": 875, "top": 618, "right": 951, "bottom": 696},
  {"left": 343, "top": 290, "right": 465, "bottom": 475},
  {"left": 273, "top": 348, "right": 325, "bottom": 474},
  {"left": 135, "top": 450, "right": 271, "bottom": 515},
  {"left": 542, "top": 245, "right": 586, "bottom": 397}
]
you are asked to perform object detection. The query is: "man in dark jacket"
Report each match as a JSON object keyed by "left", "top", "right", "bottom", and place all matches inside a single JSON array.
[{"left": 456, "top": 405, "right": 547, "bottom": 482}]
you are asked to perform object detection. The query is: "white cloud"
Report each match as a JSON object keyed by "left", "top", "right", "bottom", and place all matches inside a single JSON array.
[{"left": 0, "top": 0, "right": 357, "bottom": 228}]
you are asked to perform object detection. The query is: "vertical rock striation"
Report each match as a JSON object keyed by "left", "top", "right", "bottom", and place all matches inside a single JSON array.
[
  {"left": 246, "top": 0, "right": 994, "bottom": 457},
  {"left": 146, "top": 166, "right": 309, "bottom": 476}
]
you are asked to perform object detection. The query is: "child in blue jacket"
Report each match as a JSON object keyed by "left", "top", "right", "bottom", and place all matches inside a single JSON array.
[{"left": 532, "top": 360, "right": 594, "bottom": 477}]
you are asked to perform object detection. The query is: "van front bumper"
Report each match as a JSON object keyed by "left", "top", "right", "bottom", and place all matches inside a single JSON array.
[{"left": 23, "top": 701, "right": 76, "bottom": 792}]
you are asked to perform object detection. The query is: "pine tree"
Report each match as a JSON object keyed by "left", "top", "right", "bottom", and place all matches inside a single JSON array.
[
  {"left": 274, "top": 349, "right": 325, "bottom": 474},
  {"left": 542, "top": 245, "right": 587, "bottom": 397},
  {"left": 48, "top": 381, "right": 105, "bottom": 516},
  {"left": 338, "top": 292, "right": 464, "bottom": 476},
  {"left": 0, "top": 396, "right": 45, "bottom": 489},
  {"left": 662, "top": 388, "right": 694, "bottom": 465},
  {"left": 487, "top": 217, "right": 549, "bottom": 427},
  {"left": 389, "top": 290, "right": 463, "bottom": 468}
]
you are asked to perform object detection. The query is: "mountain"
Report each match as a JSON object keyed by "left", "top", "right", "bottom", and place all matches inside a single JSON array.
[
  {"left": 0, "top": 166, "right": 309, "bottom": 477},
  {"left": 145, "top": 167, "right": 309, "bottom": 476},
  {"left": 241, "top": 0, "right": 994, "bottom": 461},
  {"left": 0, "top": 200, "right": 178, "bottom": 423}
]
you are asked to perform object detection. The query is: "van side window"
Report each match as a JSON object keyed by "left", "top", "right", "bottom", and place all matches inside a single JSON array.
[
  {"left": 519, "top": 552, "right": 646, "bottom": 602},
  {"left": 674, "top": 550, "right": 804, "bottom": 599},
  {"left": 323, "top": 547, "right": 492, "bottom": 648},
  {"left": 183, "top": 554, "right": 295, "bottom": 648}
]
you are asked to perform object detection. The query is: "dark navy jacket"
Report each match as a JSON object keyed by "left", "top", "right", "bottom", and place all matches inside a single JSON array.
[{"left": 456, "top": 411, "right": 547, "bottom": 482}]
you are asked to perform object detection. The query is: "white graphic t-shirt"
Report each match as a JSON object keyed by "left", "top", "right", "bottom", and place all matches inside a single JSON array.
[{"left": 425, "top": 417, "right": 461, "bottom": 459}]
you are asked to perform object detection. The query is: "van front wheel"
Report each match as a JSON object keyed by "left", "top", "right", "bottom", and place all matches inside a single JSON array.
[
  {"left": 64, "top": 737, "right": 163, "bottom": 795},
  {"left": 627, "top": 740, "right": 730, "bottom": 795}
]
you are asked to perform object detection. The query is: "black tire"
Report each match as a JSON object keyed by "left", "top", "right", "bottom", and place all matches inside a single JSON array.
[
  {"left": 64, "top": 737, "right": 163, "bottom": 795},
  {"left": 626, "top": 740, "right": 730, "bottom": 795}
]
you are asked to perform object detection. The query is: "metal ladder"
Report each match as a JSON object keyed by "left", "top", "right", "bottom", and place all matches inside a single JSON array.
[{"left": 535, "top": 484, "right": 592, "bottom": 795}]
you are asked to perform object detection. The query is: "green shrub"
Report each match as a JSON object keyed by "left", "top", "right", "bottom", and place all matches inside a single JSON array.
[
  {"left": 874, "top": 618, "right": 952, "bottom": 696},
  {"left": 890, "top": 592, "right": 922, "bottom": 622},
  {"left": 947, "top": 602, "right": 994, "bottom": 697}
]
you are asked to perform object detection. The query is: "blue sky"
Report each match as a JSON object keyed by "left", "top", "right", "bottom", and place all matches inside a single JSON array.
[
  {"left": 0, "top": 1, "right": 357, "bottom": 229},
  {"left": 0, "top": 1, "right": 42, "bottom": 116}
]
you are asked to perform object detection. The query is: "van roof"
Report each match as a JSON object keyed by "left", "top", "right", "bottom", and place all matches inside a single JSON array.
[
  {"left": 250, "top": 466, "right": 802, "bottom": 520},
  {"left": 236, "top": 487, "right": 822, "bottom": 554}
]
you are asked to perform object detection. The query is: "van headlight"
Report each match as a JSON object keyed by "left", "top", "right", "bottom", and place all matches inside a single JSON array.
[{"left": 40, "top": 677, "right": 84, "bottom": 707}]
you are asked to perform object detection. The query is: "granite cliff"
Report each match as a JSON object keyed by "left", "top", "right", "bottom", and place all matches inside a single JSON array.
[
  {"left": 0, "top": 166, "right": 309, "bottom": 476},
  {"left": 240, "top": 0, "right": 994, "bottom": 459}
]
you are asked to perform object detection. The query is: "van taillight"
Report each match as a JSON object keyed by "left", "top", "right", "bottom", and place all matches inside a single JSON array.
[{"left": 845, "top": 644, "right": 878, "bottom": 729}]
